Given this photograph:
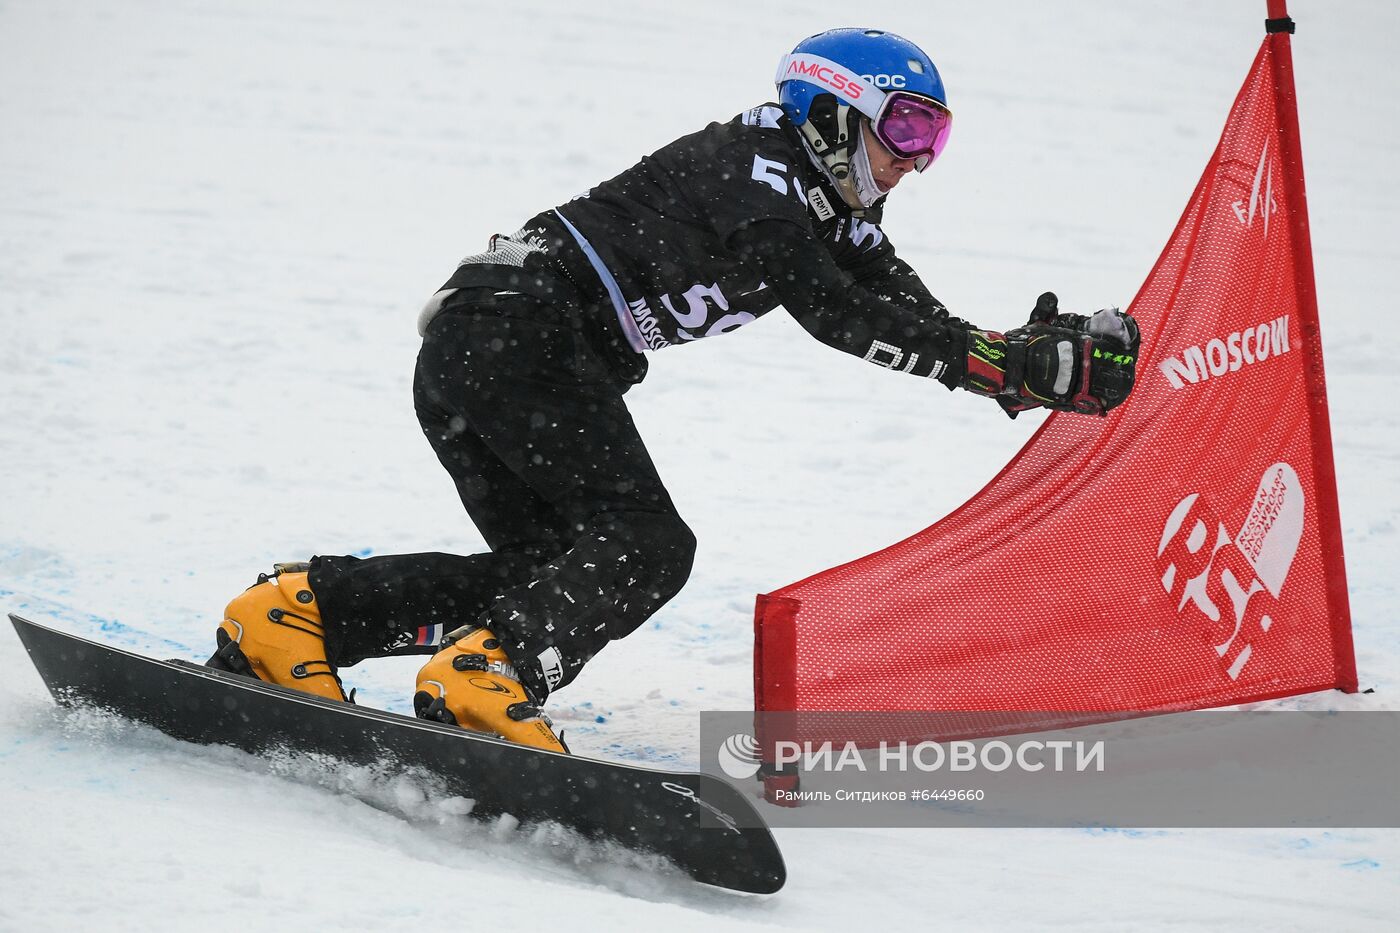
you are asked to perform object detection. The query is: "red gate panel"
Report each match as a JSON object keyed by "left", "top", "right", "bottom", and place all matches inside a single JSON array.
[{"left": 754, "top": 16, "right": 1356, "bottom": 736}]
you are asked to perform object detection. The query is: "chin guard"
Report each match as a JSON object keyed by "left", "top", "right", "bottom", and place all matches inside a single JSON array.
[{"left": 795, "top": 101, "right": 883, "bottom": 212}]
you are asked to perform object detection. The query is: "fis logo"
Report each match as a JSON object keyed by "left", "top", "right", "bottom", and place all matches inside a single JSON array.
[
  {"left": 1231, "top": 141, "right": 1277, "bottom": 235},
  {"left": 1155, "top": 463, "right": 1304, "bottom": 680}
]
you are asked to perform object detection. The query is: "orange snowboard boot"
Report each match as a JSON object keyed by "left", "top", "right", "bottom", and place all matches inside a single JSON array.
[{"left": 207, "top": 562, "right": 347, "bottom": 702}]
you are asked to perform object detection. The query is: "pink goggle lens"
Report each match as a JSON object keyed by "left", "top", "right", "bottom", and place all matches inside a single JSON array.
[{"left": 876, "top": 93, "right": 953, "bottom": 170}]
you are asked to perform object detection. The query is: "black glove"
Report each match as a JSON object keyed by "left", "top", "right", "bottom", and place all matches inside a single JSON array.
[{"left": 963, "top": 292, "right": 1140, "bottom": 418}]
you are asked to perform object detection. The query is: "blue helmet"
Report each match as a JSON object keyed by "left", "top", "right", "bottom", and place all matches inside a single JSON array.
[
  {"left": 776, "top": 28, "right": 949, "bottom": 209},
  {"left": 778, "top": 28, "right": 947, "bottom": 124}
]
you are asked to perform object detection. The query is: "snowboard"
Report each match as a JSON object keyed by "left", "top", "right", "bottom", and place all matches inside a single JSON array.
[{"left": 9, "top": 614, "right": 784, "bottom": 894}]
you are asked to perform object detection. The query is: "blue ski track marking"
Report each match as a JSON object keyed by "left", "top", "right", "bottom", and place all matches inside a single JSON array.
[
  {"left": 2, "top": 592, "right": 194, "bottom": 658},
  {"left": 1340, "top": 858, "right": 1381, "bottom": 871}
]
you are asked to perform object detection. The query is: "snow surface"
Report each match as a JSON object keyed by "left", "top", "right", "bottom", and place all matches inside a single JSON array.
[{"left": 2, "top": 0, "right": 1397, "bottom": 928}]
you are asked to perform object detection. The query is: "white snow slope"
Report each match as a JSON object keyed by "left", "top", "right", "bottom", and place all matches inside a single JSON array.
[{"left": 2, "top": 0, "right": 1397, "bottom": 929}]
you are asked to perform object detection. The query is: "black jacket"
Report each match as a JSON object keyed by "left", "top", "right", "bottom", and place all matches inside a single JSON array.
[{"left": 433, "top": 103, "right": 975, "bottom": 387}]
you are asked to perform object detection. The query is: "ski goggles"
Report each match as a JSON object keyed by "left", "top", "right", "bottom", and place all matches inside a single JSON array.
[{"left": 870, "top": 91, "right": 952, "bottom": 172}]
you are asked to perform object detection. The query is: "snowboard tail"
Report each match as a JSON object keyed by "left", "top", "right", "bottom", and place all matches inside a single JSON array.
[{"left": 9, "top": 614, "right": 784, "bottom": 894}]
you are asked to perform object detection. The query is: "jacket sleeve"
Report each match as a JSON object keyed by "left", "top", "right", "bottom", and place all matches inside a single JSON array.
[{"left": 728, "top": 218, "right": 974, "bottom": 388}]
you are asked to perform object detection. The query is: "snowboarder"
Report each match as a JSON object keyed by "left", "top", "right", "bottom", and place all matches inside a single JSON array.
[{"left": 207, "top": 28, "right": 1140, "bottom": 752}]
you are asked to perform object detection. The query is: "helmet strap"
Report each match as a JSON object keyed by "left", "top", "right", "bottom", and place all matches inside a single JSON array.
[{"left": 846, "top": 130, "right": 884, "bottom": 210}]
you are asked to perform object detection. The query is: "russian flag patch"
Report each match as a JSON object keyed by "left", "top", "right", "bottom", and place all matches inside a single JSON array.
[{"left": 414, "top": 623, "right": 444, "bottom": 648}]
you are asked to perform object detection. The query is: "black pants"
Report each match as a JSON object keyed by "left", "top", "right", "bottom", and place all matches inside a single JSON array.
[{"left": 309, "top": 290, "right": 695, "bottom": 700}]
